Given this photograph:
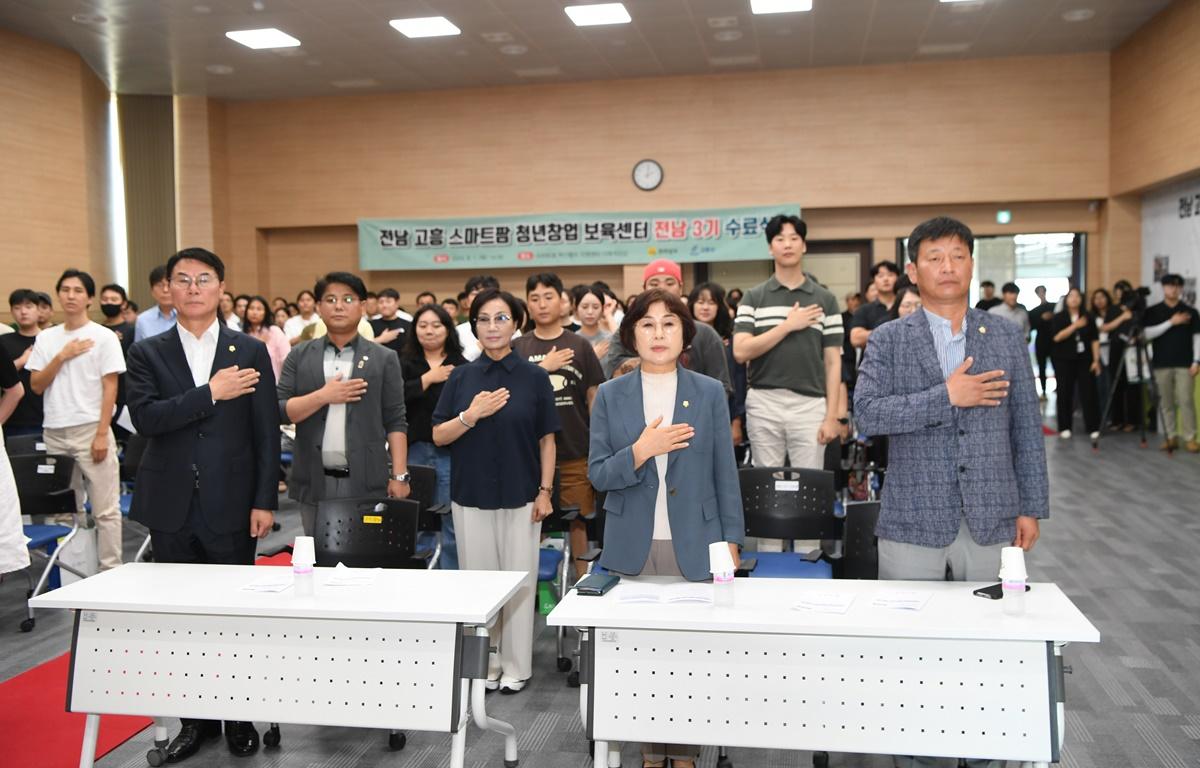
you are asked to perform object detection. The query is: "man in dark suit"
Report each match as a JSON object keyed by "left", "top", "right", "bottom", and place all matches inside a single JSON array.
[
  {"left": 277, "top": 271, "right": 410, "bottom": 535},
  {"left": 126, "top": 247, "right": 279, "bottom": 763}
]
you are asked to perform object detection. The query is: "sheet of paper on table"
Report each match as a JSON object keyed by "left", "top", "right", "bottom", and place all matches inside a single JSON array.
[
  {"left": 871, "top": 589, "right": 932, "bottom": 611},
  {"left": 240, "top": 571, "right": 293, "bottom": 593},
  {"left": 792, "top": 591, "right": 856, "bottom": 614},
  {"left": 616, "top": 582, "right": 714, "bottom": 605},
  {"left": 324, "top": 563, "right": 380, "bottom": 587}
]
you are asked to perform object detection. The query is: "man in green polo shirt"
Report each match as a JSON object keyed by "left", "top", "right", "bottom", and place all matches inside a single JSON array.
[{"left": 733, "top": 215, "right": 845, "bottom": 529}]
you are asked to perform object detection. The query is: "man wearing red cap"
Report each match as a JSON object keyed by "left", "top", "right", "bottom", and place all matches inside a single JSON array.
[{"left": 600, "top": 258, "right": 732, "bottom": 394}]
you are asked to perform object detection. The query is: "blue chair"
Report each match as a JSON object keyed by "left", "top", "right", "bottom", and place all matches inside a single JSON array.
[
  {"left": 11, "top": 452, "right": 86, "bottom": 632},
  {"left": 738, "top": 466, "right": 841, "bottom": 579}
]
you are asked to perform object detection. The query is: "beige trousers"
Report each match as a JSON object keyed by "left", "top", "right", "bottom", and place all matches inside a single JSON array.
[
  {"left": 43, "top": 423, "right": 122, "bottom": 571},
  {"left": 1154, "top": 367, "right": 1197, "bottom": 441},
  {"left": 745, "top": 388, "right": 827, "bottom": 553},
  {"left": 452, "top": 502, "right": 540, "bottom": 682}
]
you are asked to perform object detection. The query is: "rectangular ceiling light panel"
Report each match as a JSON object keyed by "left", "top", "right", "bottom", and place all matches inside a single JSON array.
[
  {"left": 225, "top": 28, "right": 301, "bottom": 49},
  {"left": 565, "top": 3, "right": 632, "bottom": 26},
  {"left": 389, "top": 16, "right": 462, "bottom": 38}
]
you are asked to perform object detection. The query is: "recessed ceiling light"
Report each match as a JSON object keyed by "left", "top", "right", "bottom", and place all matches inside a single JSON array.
[
  {"left": 71, "top": 12, "right": 107, "bottom": 24},
  {"left": 709, "top": 54, "right": 760, "bottom": 66},
  {"left": 331, "top": 78, "right": 379, "bottom": 89},
  {"left": 917, "top": 42, "right": 971, "bottom": 55},
  {"left": 1062, "top": 8, "right": 1095, "bottom": 22},
  {"left": 750, "top": 0, "right": 812, "bottom": 14},
  {"left": 564, "top": 3, "right": 631, "bottom": 27},
  {"left": 389, "top": 16, "right": 461, "bottom": 39},
  {"left": 515, "top": 66, "right": 562, "bottom": 78},
  {"left": 225, "top": 28, "right": 300, "bottom": 49},
  {"left": 707, "top": 16, "right": 739, "bottom": 29},
  {"left": 481, "top": 31, "right": 514, "bottom": 43},
  {"left": 714, "top": 30, "right": 744, "bottom": 42},
  {"left": 205, "top": 64, "right": 234, "bottom": 75},
  {"left": 499, "top": 44, "right": 528, "bottom": 55}
]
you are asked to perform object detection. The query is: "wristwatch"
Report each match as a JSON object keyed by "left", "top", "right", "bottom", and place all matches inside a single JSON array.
[{"left": 392, "top": 472, "right": 411, "bottom": 483}]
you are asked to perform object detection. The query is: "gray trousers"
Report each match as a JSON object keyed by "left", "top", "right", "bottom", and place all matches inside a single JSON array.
[
  {"left": 639, "top": 540, "right": 700, "bottom": 764},
  {"left": 879, "top": 518, "right": 1006, "bottom": 768},
  {"left": 299, "top": 473, "right": 352, "bottom": 537}
]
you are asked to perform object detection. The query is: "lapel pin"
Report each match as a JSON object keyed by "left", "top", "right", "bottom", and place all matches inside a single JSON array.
[
  {"left": 362, "top": 355, "right": 369, "bottom": 361},
  {"left": 978, "top": 326, "right": 986, "bottom": 334},
  {"left": 683, "top": 400, "right": 690, "bottom": 408},
  {"left": 228, "top": 344, "right": 236, "bottom": 352},
  {"left": 357, "top": 360, "right": 365, "bottom": 369}
]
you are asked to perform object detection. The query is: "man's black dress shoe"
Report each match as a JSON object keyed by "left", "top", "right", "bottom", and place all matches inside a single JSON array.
[
  {"left": 224, "top": 721, "right": 260, "bottom": 757},
  {"left": 165, "top": 720, "right": 221, "bottom": 763}
]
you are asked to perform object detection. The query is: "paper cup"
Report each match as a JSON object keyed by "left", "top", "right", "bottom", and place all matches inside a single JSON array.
[
  {"left": 292, "top": 535, "right": 316, "bottom": 568},
  {"left": 708, "top": 541, "right": 735, "bottom": 575},
  {"left": 998, "top": 546, "right": 1027, "bottom": 581}
]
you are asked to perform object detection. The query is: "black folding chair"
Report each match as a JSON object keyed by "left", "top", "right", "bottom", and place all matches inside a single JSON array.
[
  {"left": 10, "top": 453, "right": 85, "bottom": 632},
  {"left": 738, "top": 466, "right": 841, "bottom": 578},
  {"left": 269, "top": 497, "right": 422, "bottom": 751},
  {"left": 4, "top": 433, "right": 46, "bottom": 456},
  {"left": 407, "top": 463, "right": 447, "bottom": 568},
  {"left": 838, "top": 500, "right": 880, "bottom": 580}
]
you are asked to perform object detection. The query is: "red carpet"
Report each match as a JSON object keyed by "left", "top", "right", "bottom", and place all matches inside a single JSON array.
[
  {"left": 0, "top": 653, "right": 151, "bottom": 767},
  {"left": 3, "top": 552, "right": 293, "bottom": 766}
]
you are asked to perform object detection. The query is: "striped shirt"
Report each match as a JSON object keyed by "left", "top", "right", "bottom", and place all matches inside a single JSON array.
[
  {"left": 922, "top": 307, "right": 966, "bottom": 378},
  {"left": 733, "top": 273, "right": 842, "bottom": 398}
]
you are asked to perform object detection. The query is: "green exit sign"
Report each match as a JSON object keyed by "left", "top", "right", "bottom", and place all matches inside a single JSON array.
[{"left": 996, "top": 210, "right": 1012, "bottom": 224}]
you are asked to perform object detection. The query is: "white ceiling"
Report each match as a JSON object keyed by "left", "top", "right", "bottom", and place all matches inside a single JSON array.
[{"left": 0, "top": 0, "right": 1173, "bottom": 100}]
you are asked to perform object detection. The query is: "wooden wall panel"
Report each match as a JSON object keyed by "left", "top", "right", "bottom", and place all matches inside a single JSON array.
[
  {"left": 119, "top": 95, "right": 176, "bottom": 309},
  {"left": 0, "top": 29, "right": 104, "bottom": 321},
  {"left": 1111, "top": 0, "right": 1200, "bottom": 195},
  {"left": 218, "top": 52, "right": 1111, "bottom": 290}
]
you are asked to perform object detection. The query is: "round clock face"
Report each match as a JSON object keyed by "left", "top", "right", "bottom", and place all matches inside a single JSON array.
[{"left": 632, "top": 159, "right": 663, "bottom": 191}]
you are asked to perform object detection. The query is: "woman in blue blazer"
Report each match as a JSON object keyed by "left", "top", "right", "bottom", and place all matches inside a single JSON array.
[
  {"left": 588, "top": 289, "right": 744, "bottom": 768},
  {"left": 589, "top": 289, "right": 744, "bottom": 584}
]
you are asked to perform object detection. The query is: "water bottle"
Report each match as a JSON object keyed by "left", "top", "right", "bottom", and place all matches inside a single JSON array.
[{"left": 998, "top": 546, "right": 1028, "bottom": 617}]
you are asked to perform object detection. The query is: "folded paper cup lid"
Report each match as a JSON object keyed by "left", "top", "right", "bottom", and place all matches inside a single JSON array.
[
  {"left": 708, "top": 541, "right": 735, "bottom": 574},
  {"left": 292, "top": 536, "right": 316, "bottom": 567},
  {"left": 998, "top": 546, "right": 1027, "bottom": 581}
]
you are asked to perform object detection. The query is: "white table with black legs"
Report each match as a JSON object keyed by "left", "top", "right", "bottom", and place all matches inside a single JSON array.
[
  {"left": 30, "top": 562, "right": 527, "bottom": 768},
  {"left": 547, "top": 577, "right": 1100, "bottom": 768}
]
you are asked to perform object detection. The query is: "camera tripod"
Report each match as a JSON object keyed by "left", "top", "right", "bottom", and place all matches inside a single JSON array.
[{"left": 1097, "top": 323, "right": 1170, "bottom": 453}]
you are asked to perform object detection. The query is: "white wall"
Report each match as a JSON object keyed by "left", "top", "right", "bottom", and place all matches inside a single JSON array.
[{"left": 1142, "top": 175, "right": 1200, "bottom": 305}]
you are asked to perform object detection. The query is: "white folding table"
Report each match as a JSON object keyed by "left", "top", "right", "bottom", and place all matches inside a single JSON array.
[
  {"left": 31, "top": 562, "right": 528, "bottom": 768},
  {"left": 547, "top": 577, "right": 1100, "bottom": 767}
]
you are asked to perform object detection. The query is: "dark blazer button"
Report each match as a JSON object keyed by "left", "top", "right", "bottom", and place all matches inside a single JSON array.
[
  {"left": 669, "top": 488, "right": 677, "bottom": 496},
  {"left": 959, "top": 465, "right": 967, "bottom": 473},
  {"left": 198, "top": 432, "right": 205, "bottom": 439},
  {"left": 959, "top": 429, "right": 966, "bottom": 436}
]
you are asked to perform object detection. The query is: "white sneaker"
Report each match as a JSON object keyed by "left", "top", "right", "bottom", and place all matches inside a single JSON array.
[
  {"left": 1089, "top": 431, "right": 1100, "bottom": 441},
  {"left": 498, "top": 678, "right": 527, "bottom": 695},
  {"left": 484, "top": 677, "right": 500, "bottom": 691},
  {"left": 1059, "top": 430, "right": 1072, "bottom": 439},
  {"left": 484, "top": 651, "right": 501, "bottom": 691}
]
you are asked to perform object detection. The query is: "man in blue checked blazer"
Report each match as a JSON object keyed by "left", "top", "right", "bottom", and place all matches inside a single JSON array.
[
  {"left": 854, "top": 216, "right": 1048, "bottom": 768},
  {"left": 856, "top": 217, "right": 1048, "bottom": 577}
]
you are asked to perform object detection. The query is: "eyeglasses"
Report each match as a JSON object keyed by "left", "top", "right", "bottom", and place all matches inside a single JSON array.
[
  {"left": 635, "top": 318, "right": 681, "bottom": 335},
  {"left": 321, "top": 295, "right": 360, "bottom": 306},
  {"left": 475, "top": 314, "right": 512, "bottom": 328},
  {"left": 170, "top": 273, "right": 217, "bottom": 289}
]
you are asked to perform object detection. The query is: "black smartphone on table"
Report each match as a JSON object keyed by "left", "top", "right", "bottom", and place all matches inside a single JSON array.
[{"left": 973, "top": 582, "right": 1030, "bottom": 600}]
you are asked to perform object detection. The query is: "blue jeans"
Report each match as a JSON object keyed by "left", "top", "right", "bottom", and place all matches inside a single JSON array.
[{"left": 409, "top": 441, "right": 457, "bottom": 569}]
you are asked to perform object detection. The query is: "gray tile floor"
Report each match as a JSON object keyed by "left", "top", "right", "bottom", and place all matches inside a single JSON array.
[{"left": 2, "top": 429, "right": 1199, "bottom": 768}]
